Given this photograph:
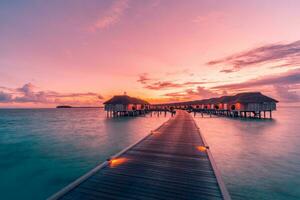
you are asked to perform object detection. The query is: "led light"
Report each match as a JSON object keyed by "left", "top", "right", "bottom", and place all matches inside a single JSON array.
[
  {"left": 197, "top": 146, "right": 208, "bottom": 152},
  {"left": 109, "top": 158, "right": 128, "bottom": 168}
]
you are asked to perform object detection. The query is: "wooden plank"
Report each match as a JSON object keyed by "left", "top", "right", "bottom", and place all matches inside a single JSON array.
[{"left": 48, "top": 110, "right": 230, "bottom": 200}]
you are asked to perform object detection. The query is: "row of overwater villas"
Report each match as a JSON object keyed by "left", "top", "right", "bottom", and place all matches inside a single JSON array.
[{"left": 104, "top": 92, "right": 278, "bottom": 113}]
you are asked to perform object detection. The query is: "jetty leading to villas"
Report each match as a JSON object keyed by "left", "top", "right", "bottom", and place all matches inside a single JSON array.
[
  {"left": 48, "top": 91, "right": 278, "bottom": 199},
  {"left": 48, "top": 110, "right": 230, "bottom": 200},
  {"left": 104, "top": 92, "right": 278, "bottom": 119}
]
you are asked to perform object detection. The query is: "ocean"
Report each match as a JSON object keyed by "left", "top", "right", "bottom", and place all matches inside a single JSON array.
[
  {"left": 0, "top": 108, "right": 168, "bottom": 199},
  {"left": 194, "top": 106, "right": 300, "bottom": 200},
  {"left": 0, "top": 107, "right": 299, "bottom": 199}
]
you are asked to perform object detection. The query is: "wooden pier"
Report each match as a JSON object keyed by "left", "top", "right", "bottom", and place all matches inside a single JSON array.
[
  {"left": 49, "top": 110, "right": 230, "bottom": 200},
  {"left": 192, "top": 108, "right": 274, "bottom": 119}
]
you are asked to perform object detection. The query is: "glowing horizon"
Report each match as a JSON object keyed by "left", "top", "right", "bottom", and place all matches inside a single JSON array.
[{"left": 1, "top": 0, "right": 300, "bottom": 108}]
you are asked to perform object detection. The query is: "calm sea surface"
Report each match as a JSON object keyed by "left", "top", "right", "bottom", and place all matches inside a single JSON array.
[
  {"left": 194, "top": 106, "right": 300, "bottom": 200},
  {"left": 0, "top": 107, "right": 299, "bottom": 200},
  {"left": 0, "top": 108, "right": 168, "bottom": 199}
]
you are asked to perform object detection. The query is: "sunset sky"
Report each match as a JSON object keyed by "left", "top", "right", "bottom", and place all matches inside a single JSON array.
[{"left": 1, "top": 0, "right": 300, "bottom": 107}]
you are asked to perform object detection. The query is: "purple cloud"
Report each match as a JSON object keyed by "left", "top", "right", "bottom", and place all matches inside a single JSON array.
[
  {"left": 137, "top": 73, "right": 152, "bottom": 84},
  {"left": 212, "top": 68, "right": 300, "bottom": 102},
  {"left": 212, "top": 68, "right": 300, "bottom": 90},
  {"left": 0, "top": 91, "right": 13, "bottom": 102},
  {"left": 208, "top": 40, "right": 300, "bottom": 73},
  {"left": 144, "top": 81, "right": 210, "bottom": 90},
  {"left": 274, "top": 85, "right": 300, "bottom": 102},
  {"left": 144, "top": 81, "right": 182, "bottom": 90},
  {"left": 163, "top": 86, "right": 222, "bottom": 100},
  {"left": 0, "top": 83, "right": 103, "bottom": 105}
]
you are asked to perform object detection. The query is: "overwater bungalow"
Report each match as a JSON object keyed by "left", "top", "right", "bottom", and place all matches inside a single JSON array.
[
  {"left": 207, "top": 98, "right": 219, "bottom": 110},
  {"left": 191, "top": 92, "right": 278, "bottom": 118},
  {"left": 104, "top": 95, "right": 149, "bottom": 117},
  {"left": 226, "top": 92, "right": 278, "bottom": 118},
  {"left": 111, "top": 92, "right": 278, "bottom": 119},
  {"left": 150, "top": 91, "right": 278, "bottom": 119},
  {"left": 217, "top": 96, "right": 234, "bottom": 110},
  {"left": 229, "top": 92, "right": 277, "bottom": 111}
]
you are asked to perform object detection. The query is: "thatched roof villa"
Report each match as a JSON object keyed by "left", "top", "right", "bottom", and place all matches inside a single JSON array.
[
  {"left": 103, "top": 95, "right": 149, "bottom": 117},
  {"left": 224, "top": 92, "right": 278, "bottom": 111},
  {"left": 104, "top": 92, "right": 278, "bottom": 118},
  {"left": 150, "top": 92, "right": 278, "bottom": 117}
]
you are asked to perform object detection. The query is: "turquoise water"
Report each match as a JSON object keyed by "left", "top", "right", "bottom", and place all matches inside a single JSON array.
[
  {"left": 0, "top": 108, "right": 169, "bottom": 199},
  {"left": 194, "top": 106, "right": 300, "bottom": 200},
  {"left": 1, "top": 107, "right": 299, "bottom": 199}
]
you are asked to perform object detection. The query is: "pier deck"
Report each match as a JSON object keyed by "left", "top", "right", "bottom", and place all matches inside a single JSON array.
[{"left": 49, "top": 110, "right": 230, "bottom": 200}]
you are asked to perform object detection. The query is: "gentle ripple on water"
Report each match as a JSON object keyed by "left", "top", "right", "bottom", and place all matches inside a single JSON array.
[
  {"left": 0, "top": 108, "right": 169, "bottom": 200},
  {"left": 1, "top": 107, "right": 299, "bottom": 200},
  {"left": 193, "top": 106, "right": 300, "bottom": 200}
]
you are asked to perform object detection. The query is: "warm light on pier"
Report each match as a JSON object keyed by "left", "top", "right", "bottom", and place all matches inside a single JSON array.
[
  {"left": 109, "top": 158, "right": 128, "bottom": 168},
  {"left": 197, "top": 146, "right": 208, "bottom": 152}
]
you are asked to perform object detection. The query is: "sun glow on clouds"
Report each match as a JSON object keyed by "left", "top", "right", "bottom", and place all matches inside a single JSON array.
[{"left": 1, "top": 1, "right": 300, "bottom": 106}]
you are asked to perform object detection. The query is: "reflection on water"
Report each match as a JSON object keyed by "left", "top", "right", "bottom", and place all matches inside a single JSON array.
[
  {"left": 194, "top": 106, "right": 300, "bottom": 200},
  {"left": 0, "top": 108, "right": 169, "bottom": 200}
]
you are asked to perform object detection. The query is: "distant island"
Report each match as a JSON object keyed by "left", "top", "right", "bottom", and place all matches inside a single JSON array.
[
  {"left": 56, "top": 105, "right": 73, "bottom": 108},
  {"left": 56, "top": 105, "right": 102, "bottom": 108}
]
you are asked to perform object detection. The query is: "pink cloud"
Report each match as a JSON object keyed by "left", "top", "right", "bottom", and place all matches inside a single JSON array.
[
  {"left": 90, "top": 0, "right": 130, "bottom": 31},
  {"left": 143, "top": 81, "right": 209, "bottom": 90},
  {"left": 162, "top": 86, "right": 222, "bottom": 102},
  {"left": 208, "top": 40, "right": 300, "bottom": 73},
  {"left": 212, "top": 68, "right": 300, "bottom": 90},
  {"left": 0, "top": 83, "right": 104, "bottom": 106},
  {"left": 0, "top": 91, "right": 13, "bottom": 102},
  {"left": 137, "top": 73, "right": 211, "bottom": 90},
  {"left": 274, "top": 85, "right": 300, "bottom": 102},
  {"left": 211, "top": 68, "right": 300, "bottom": 102},
  {"left": 137, "top": 73, "right": 152, "bottom": 84}
]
